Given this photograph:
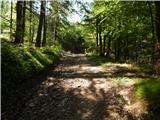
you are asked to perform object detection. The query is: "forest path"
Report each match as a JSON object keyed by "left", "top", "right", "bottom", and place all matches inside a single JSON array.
[{"left": 18, "top": 53, "right": 148, "bottom": 120}]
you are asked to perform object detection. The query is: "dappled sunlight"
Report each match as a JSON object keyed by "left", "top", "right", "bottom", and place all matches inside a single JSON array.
[
  {"left": 61, "top": 78, "right": 92, "bottom": 90},
  {"left": 80, "top": 66, "right": 105, "bottom": 73},
  {"left": 45, "top": 54, "right": 155, "bottom": 120},
  {"left": 124, "top": 100, "right": 147, "bottom": 117},
  {"left": 107, "top": 109, "right": 120, "bottom": 119},
  {"left": 81, "top": 109, "right": 92, "bottom": 119},
  {"left": 18, "top": 54, "right": 155, "bottom": 120},
  {"left": 59, "top": 77, "right": 108, "bottom": 101},
  {"left": 67, "top": 65, "right": 81, "bottom": 70},
  {"left": 92, "top": 78, "right": 113, "bottom": 92},
  {"left": 103, "top": 63, "right": 132, "bottom": 68},
  {"left": 113, "top": 77, "right": 136, "bottom": 87},
  {"left": 3, "top": 0, "right": 160, "bottom": 119}
]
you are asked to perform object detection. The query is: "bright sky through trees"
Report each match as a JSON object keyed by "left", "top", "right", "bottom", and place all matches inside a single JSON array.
[{"left": 68, "top": 0, "right": 93, "bottom": 23}]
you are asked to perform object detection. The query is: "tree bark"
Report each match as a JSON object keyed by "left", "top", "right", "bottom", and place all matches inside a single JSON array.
[
  {"left": 96, "top": 18, "right": 99, "bottom": 52},
  {"left": 103, "top": 35, "right": 106, "bottom": 54},
  {"left": 53, "top": 17, "right": 57, "bottom": 42},
  {"left": 29, "top": 1, "right": 32, "bottom": 44},
  {"left": 148, "top": 2, "right": 155, "bottom": 62},
  {"left": 35, "top": 1, "right": 44, "bottom": 47},
  {"left": 42, "top": 1, "right": 46, "bottom": 46},
  {"left": 106, "top": 35, "right": 111, "bottom": 57},
  {"left": 114, "top": 40, "right": 117, "bottom": 62},
  {"left": 10, "top": 0, "right": 13, "bottom": 41},
  {"left": 99, "top": 25, "right": 103, "bottom": 56},
  {"left": 117, "top": 38, "right": 121, "bottom": 61},
  {"left": 155, "top": 2, "right": 160, "bottom": 61},
  {"left": 32, "top": 26, "right": 35, "bottom": 44},
  {"left": 22, "top": 1, "right": 26, "bottom": 43},
  {"left": 155, "top": 1, "right": 160, "bottom": 42},
  {"left": 15, "top": 1, "right": 23, "bottom": 43}
]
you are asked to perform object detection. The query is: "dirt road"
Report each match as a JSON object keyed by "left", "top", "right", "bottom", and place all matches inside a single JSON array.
[{"left": 18, "top": 54, "right": 148, "bottom": 120}]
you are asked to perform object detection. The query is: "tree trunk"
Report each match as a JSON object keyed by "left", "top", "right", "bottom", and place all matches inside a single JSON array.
[
  {"left": 15, "top": 1, "right": 23, "bottom": 43},
  {"left": 32, "top": 26, "right": 35, "bottom": 44},
  {"left": 99, "top": 25, "right": 103, "bottom": 56},
  {"left": 21, "top": 1, "right": 26, "bottom": 43},
  {"left": 10, "top": 0, "right": 13, "bottom": 41},
  {"left": 1, "top": 1, "right": 4, "bottom": 33},
  {"left": 29, "top": 1, "right": 32, "bottom": 44},
  {"left": 155, "top": 2, "right": 160, "bottom": 61},
  {"left": 148, "top": 2, "right": 156, "bottom": 62},
  {"left": 35, "top": 1, "right": 44, "bottom": 47},
  {"left": 42, "top": 1, "right": 46, "bottom": 46},
  {"left": 106, "top": 35, "right": 111, "bottom": 57},
  {"left": 103, "top": 35, "right": 106, "bottom": 55},
  {"left": 114, "top": 40, "right": 117, "bottom": 62},
  {"left": 96, "top": 18, "right": 99, "bottom": 52},
  {"left": 53, "top": 17, "right": 57, "bottom": 42},
  {"left": 117, "top": 38, "right": 121, "bottom": 61},
  {"left": 155, "top": 1, "right": 160, "bottom": 42}
]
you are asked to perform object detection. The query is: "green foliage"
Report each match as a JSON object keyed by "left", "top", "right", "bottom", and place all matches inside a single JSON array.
[
  {"left": 1, "top": 41, "right": 61, "bottom": 85},
  {"left": 30, "top": 49, "right": 52, "bottom": 67},
  {"left": 1, "top": 1, "right": 16, "bottom": 39},
  {"left": 59, "top": 25, "right": 85, "bottom": 53},
  {"left": 83, "top": 1, "right": 155, "bottom": 61},
  {"left": 1, "top": 40, "right": 61, "bottom": 120},
  {"left": 135, "top": 78, "right": 160, "bottom": 107},
  {"left": 87, "top": 53, "right": 113, "bottom": 65}
]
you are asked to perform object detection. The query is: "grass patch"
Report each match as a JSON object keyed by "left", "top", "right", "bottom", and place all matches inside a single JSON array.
[
  {"left": 113, "top": 77, "right": 136, "bottom": 87},
  {"left": 132, "top": 63, "right": 153, "bottom": 73},
  {"left": 86, "top": 53, "right": 114, "bottom": 65},
  {"left": 135, "top": 78, "right": 160, "bottom": 107},
  {"left": 1, "top": 41, "right": 61, "bottom": 83}
]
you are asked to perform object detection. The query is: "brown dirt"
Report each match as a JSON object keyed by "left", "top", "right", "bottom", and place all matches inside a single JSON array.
[{"left": 18, "top": 54, "right": 149, "bottom": 120}]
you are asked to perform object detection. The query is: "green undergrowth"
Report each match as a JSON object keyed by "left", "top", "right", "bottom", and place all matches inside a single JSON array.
[
  {"left": 132, "top": 63, "right": 153, "bottom": 73},
  {"left": 135, "top": 78, "right": 160, "bottom": 108},
  {"left": 1, "top": 40, "right": 61, "bottom": 119},
  {"left": 86, "top": 52, "right": 114, "bottom": 65},
  {"left": 2, "top": 41, "right": 61, "bottom": 83}
]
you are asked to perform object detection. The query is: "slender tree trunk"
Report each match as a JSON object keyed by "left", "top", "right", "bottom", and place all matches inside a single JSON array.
[
  {"left": 103, "top": 35, "right": 106, "bottom": 54},
  {"left": 106, "top": 35, "right": 111, "bottom": 57},
  {"left": 155, "top": 2, "right": 160, "bottom": 42},
  {"left": 53, "top": 17, "right": 57, "bottom": 42},
  {"left": 29, "top": 1, "right": 32, "bottom": 44},
  {"left": 32, "top": 26, "right": 35, "bottom": 43},
  {"left": 148, "top": 2, "right": 156, "bottom": 62},
  {"left": 99, "top": 25, "right": 103, "bottom": 56},
  {"left": 114, "top": 40, "right": 117, "bottom": 62},
  {"left": 135, "top": 40, "right": 138, "bottom": 62},
  {"left": 155, "top": 2, "right": 160, "bottom": 61},
  {"left": 1, "top": 1, "right": 4, "bottom": 33},
  {"left": 10, "top": 0, "right": 13, "bottom": 41},
  {"left": 96, "top": 18, "right": 99, "bottom": 52},
  {"left": 35, "top": 1, "right": 44, "bottom": 47},
  {"left": 126, "top": 40, "right": 129, "bottom": 60},
  {"left": 15, "top": 1, "right": 23, "bottom": 43},
  {"left": 21, "top": 1, "right": 26, "bottom": 43},
  {"left": 117, "top": 38, "right": 121, "bottom": 61},
  {"left": 103, "top": 31, "right": 110, "bottom": 56},
  {"left": 42, "top": 1, "right": 46, "bottom": 46}
]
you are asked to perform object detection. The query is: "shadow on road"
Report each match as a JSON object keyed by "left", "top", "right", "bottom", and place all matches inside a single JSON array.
[{"left": 18, "top": 54, "right": 157, "bottom": 120}]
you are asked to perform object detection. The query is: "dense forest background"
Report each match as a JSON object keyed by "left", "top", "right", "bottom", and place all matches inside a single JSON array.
[
  {"left": 1, "top": 1, "right": 160, "bottom": 62},
  {"left": 1, "top": 0, "right": 160, "bottom": 120}
]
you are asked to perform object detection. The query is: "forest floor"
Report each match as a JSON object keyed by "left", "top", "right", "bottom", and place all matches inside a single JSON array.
[{"left": 18, "top": 53, "right": 159, "bottom": 120}]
